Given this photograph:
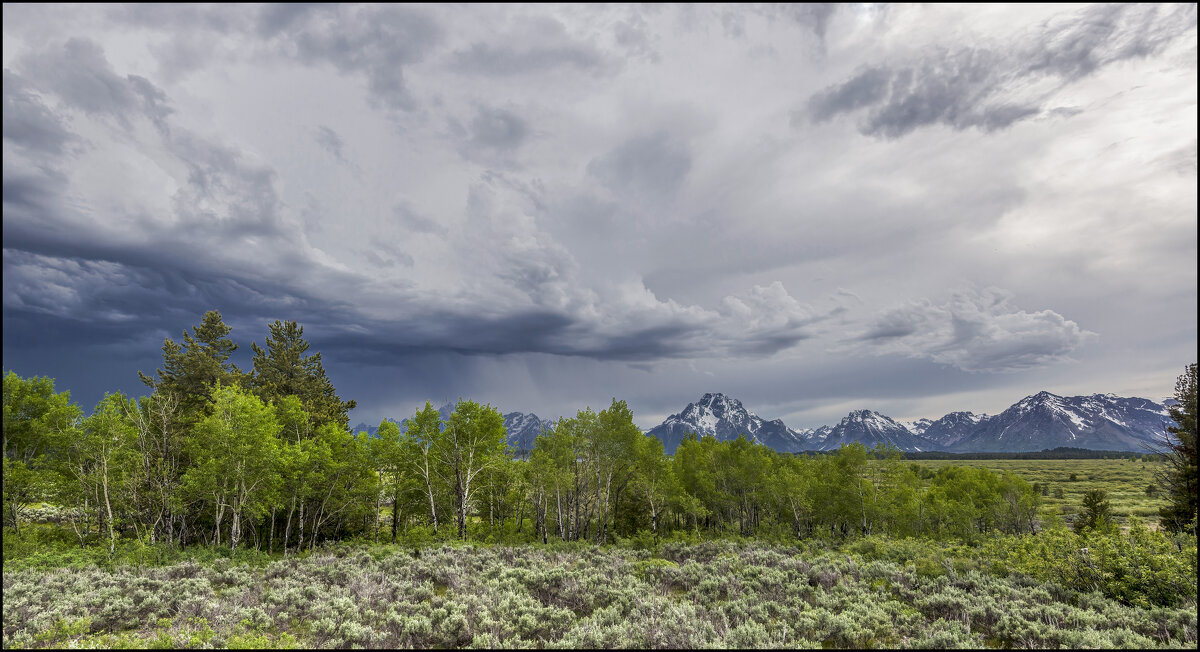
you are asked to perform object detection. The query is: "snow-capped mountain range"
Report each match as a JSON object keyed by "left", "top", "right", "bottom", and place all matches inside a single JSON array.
[
  {"left": 646, "top": 392, "right": 812, "bottom": 454},
  {"left": 947, "top": 392, "right": 1173, "bottom": 453},
  {"left": 502, "top": 411, "right": 553, "bottom": 451},
  {"left": 816, "top": 410, "right": 940, "bottom": 452},
  {"left": 643, "top": 391, "right": 1173, "bottom": 454},
  {"left": 352, "top": 391, "right": 1174, "bottom": 455}
]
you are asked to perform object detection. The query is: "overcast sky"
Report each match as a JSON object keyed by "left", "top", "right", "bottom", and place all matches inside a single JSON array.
[{"left": 3, "top": 3, "right": 1196, "bottom": 430}]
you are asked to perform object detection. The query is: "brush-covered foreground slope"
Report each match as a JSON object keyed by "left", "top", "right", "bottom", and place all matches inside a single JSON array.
[{"left": 3, "top": 540, "right": 1194, "bottom": 649}]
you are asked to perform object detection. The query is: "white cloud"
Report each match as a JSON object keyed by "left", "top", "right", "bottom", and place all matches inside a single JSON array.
[{"left": 851, "top": 287, "right": 1097, "bottom": 372}]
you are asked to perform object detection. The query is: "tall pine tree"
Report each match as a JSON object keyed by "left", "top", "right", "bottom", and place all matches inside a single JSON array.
[
  {"left": 138, "top": 310, "right": 244, "bottom": 417},
  {"left": 1159, "top": 363, "right": 1197, "bottom": 535},
  {"left": 249, "top": 319, "right": 355, "bottom": 429}
]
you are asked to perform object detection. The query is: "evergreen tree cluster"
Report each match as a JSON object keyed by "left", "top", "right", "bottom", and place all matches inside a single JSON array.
[{"left": 2, "top": 312, "right": 1196, "bottom": 554}]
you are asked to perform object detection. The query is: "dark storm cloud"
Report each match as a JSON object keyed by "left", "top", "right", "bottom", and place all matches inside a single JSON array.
[
  {"left": 1, "top": 166, "right": 70, "bottom": 228},
  {"left": 322, "top": 310, "right": 577, "bottom": 363},
  {"left": 1, "top": 247, "right": 324, "bottom": 333},
  {"left": 316, "top": 312, "right": 701, "bottom": 365},
  {"left": 587, "top": 131, "right": 692, "bottom": 204},
  {"left": 583, "top": 323, "right": 702, "bottom": 361},
  {"left": 16, "top": 38, "right": 174, "bottom": 132},
  {"left": 1, "top": 309, "right": 165, "bottom": 412},
  {"left": 2, "top": 41, "right": 348, "bottom": 340},
  {"left": 729, "top": 331, "right": 812, "bottom": 357},
  {"left": 2, "top": 70, "right": 78, "bottom": 155},
  {"left": 3, "top": 4, "right": 1193, "bottom": 428},
  {"left": 4, "top": 172, "right": 808, "bottom": 382},
  {"left": 2, "top": 125, "right": 299, "bottom": 286},
  {"left": 805, "top": 3, "right": 1196, "bottom": 138}
]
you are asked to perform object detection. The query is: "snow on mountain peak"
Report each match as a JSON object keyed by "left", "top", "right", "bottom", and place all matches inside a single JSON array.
[
  {"left": 649, "top": 394, "right": 807, "bottom": 453},
  {"left": 649, "top": 390, "right": 1170, "bottom": 455}
]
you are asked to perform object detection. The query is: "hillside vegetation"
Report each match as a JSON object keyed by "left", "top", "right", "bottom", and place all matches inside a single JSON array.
[{"left": 4, "top": 313, "right": 1195, "bottom": 649}]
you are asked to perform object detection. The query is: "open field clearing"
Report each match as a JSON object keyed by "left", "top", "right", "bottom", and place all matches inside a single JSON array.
[
  {"left": 912, "top": 458, "right": 1168, "bottom": 526},
  {"left": 2, "top": 541, "right": 1196, "bottom": 649}
]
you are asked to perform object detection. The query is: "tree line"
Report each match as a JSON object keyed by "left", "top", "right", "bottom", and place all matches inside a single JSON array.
[{"left": 3, "top": 311, "right": 1195, "bottom": 553}]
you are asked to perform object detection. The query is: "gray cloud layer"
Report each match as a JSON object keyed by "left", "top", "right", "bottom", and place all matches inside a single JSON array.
[
  {"left": 3, "top": 4, "right": 1195, "bottom": 428},
  {"left": 851, "top": 288, "right": 1096, "bottom": 372},
  {"left": 805, "top": 3, "right": 1196, "bottom": 137}
]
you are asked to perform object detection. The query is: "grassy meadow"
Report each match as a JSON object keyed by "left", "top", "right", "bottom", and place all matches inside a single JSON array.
[{"left": 911, "top": 458, "right": 1168, "bottom": 527}]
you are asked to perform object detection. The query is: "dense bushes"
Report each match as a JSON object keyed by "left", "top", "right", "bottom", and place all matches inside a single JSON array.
[
  {"left": 980, "top": 519, "right": 1197, "bottom": 609},
  {"left": 3, "top": 542, "right": 1195, "bottom": 649}
]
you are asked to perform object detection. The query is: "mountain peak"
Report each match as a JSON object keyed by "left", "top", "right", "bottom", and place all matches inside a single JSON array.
[
  {"left": 698, "top": 392, "right": 739, "bottom": 408},
  {"left": 822, "top": 409, "right": 935, "bottom": 452},
  {"left": 953, "top": 392, "right": 1170, "bottom": 452},
  {"left": 650, "top": 393, "right": 808, "bottom": 454}
]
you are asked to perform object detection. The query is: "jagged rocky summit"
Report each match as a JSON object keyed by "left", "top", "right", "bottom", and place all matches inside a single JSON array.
[
  {"left": 644, "top": 391, "right": 1172, "bottom": 454},
  {"left": 816, "top": 410, "right": 940, "bottom": 452},
  {"left": 646, "top": 392, "right": 814, "bottom": 454},
  {"left": 947, "top": 392, "right": 1172, "bottom": 453}
]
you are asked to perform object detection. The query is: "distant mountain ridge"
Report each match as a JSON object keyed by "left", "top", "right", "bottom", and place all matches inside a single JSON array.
[
  {"left": 354, "top": 403, "right": 551, "bottom": 450},
  {"left": 644, "top": 391, "right": 1172, "bottom": 454},
  {"left": 919, "top": 412, "right": 989, "bottom": 448},
  {"left": 947, "top": 392, "right": 1172, "bottom": 453},
  {"left": 646, "top": 392, "right": 812, "bottom": 454},
  {"left": 352, "top": 390, "right": 1173, "bottom": 455},
  {"left": 816, "top": 410, "right": 940, "bottom": 452}
]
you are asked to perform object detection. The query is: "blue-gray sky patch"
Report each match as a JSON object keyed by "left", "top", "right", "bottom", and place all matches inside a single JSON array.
[{"left": 2, "top": 4, "right": 1195, "bottom": 430}]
